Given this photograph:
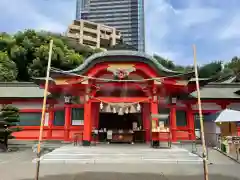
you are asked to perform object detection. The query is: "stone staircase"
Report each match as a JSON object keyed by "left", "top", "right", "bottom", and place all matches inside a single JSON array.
[
  {"left": 8, "top": 140, "right": 71, "bottom": 149},
  {"left": 33, "top": 144, "right": 203, "bottom": 164}
]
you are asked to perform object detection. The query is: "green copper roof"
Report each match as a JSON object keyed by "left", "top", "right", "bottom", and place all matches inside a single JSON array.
[
  {"left": 0, "top": 82, "right": 240, "bottom": 99},
  {"left": 50, "top": 50, "right": 194, "bottom": 78},
  {"left": 0, "top": 82, "right": 47, "bottom": 98},
  {"left": 190, "top": 83, "right": 240, "bottom": 99}
]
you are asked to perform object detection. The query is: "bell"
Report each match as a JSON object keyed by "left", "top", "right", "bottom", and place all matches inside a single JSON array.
[
  {"left": 85, "top": 95, "right": 89, "bottom": 102},
  {"left": 100, "top": 102, "right": 103, "bottom": 110},
  {"left": 130, "top": 105, "right": 136, "bottom": 113},
  {"left": 113, "top": 107, "right": 117, "bottom": 113},
  {"left": 106, "top": 104, "right": 111, "bottom": 113},
  {"left": 137, "top": 103, "right": 141, "bottom": 112},
  {"left": 118, "top": 108, "right": 124, "bottom": 115},
  {"left": 125, "top": 107, "right": 129, "bottom": 114}
]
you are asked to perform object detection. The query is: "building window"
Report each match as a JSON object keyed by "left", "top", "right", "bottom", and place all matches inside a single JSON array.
[
  {"left": 18, "top": 112, "right": 42, "bottom": 126},
  {"left": 53, "top": 110, "right": 65, "bottom": 126},
  {"left": 71, "top": 108, "right": 84, "bottom": 125},
  {"left": 176, "top": 110, "right": 187, "bottom": 127},
  {"left": 237, "top": 122, "right": 240, "bottom": 127}
]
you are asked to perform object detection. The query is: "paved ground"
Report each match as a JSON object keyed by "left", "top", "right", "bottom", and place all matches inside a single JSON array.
[
  {"left": 180, "top": 143, "right": 239, "bottom": 165},
  {"left": 35, "top": 144, "right": 202, "bottom": 164},
  {"left": 0, "top": 145, "right": 239, "bottom": 180}
]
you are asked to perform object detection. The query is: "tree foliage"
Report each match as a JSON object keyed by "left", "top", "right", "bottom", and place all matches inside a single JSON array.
[
  {"left": 0, "top": 30, "right": 102, "bottom": 82},
  {"left": 0, "top": 105, "right": 21, "bottom": 151},
  {"left": 154, "top": 55, "right": 176, "bottom": 70},
  {"left": 0, "top": 51, "right": 18, "bottom": 81},
  {"left": 154, "top": 54, "right": 225, "bottom": 78},
  {"left": 198, "top": 61, "right": 222, "bottom": 78},
  {"left": 225, "top": 56, "right": 240, "bottom": 74},
  {"left": 0, "top": 29, "right": 240, "bottom": 82}
]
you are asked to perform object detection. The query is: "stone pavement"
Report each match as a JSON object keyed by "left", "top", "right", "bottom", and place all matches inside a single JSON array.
[
  {"left": 0, "top": 147, "right": 240, "bottom": 180},
  {"left": 34, "top": 144, "right": 203, "bottom": 164},
  {"left": 180, "top": 144, "right": 238, "bottom": 165}
]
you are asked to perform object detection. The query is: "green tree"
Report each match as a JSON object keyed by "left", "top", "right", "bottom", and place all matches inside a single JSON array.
[
  {"left": 0, "top": 105, "right": 20, "bottom": 152},
  {"left": 0, "top": 30, "right": 94, "bottom": 81},
  {"left": 10, "top": 45, "right": 28, "bottom": 81},
  {"left": 154, "top": 54, "right": 224, "bottom": 78},
  {"left": 3, "top": 29, "right": 240, "bottom": 82},
  {"left": 154, "top": 54, "right": 188, "bottom": 72},
  {"left": 198, "top": 61, "right": 223, "bottom": 78},
  {"left": 225, "top": 56, "right": 240, "bottom": 74},
  {"left": 59, "top": 36, "right": 95, "bottom": 57},
  {"left": 154, "top": 55, "right": 176, "bottom": 70},
  {"left": 61, "top": 49, "right": 84, "bottom": 70},
  {"left": 0, "top": 33, "right": 15, "bottom": 53},
  {"left": 0, "top": 51, "right": 18, "bottom": 81}
]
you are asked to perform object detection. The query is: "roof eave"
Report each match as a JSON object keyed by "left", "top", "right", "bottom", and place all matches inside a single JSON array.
[
  {"left": 60, "top": 51, "right": 191, "bottom": 77},
  {"left": 32, "top": 77, "right": 56, "bottom": 86}
]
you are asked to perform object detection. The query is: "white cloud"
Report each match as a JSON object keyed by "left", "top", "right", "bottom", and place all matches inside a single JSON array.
[
  {"left": 145, "top": 0, "right": 240, "bottom": 64},
  {"left": 217, "top": 14, "right": 240, "bottom": 40},
  {"left": 176, "top": 8, "right": 222, "bottom": 28},
  {"left": 0, "top": 0, "right": 74, "bottom": 33},
  {"left": 145, "top": 0, "right": 201, "bottom": 64},
  {"left": 1, "top": 0, "right": 240, "bottom": 65}
]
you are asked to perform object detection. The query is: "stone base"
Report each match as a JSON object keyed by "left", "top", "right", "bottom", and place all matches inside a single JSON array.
[{"left": 82, "top": 140, "right": 91, "bottom": 146}]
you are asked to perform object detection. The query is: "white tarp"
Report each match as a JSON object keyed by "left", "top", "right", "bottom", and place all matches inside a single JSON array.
[{"left": 215, "top": 109, "right": 240, "bottom": 123}]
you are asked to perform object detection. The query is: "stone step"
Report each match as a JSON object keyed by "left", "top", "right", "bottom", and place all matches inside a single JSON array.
[
  {"left": 34, "top": 145, "right": 203, "bottom": 164},
  {"left": 36, "top": 160, "right": 203, "bottom": 164}
]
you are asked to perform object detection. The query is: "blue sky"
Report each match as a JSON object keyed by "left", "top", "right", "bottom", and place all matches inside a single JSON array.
[{"left": 0, "top": 0, "right": 240, "bottom": 65}]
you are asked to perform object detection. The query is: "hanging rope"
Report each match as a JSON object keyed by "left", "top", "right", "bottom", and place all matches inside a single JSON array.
[
  {"left": 92, "top": 97, "right": 149, "bottom": 108},
  {"left": 56, "top": 70, "right": 191, "bottom": 82}
]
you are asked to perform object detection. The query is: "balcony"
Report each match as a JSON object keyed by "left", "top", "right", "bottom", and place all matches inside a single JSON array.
[
  {"left": 100, "top": 34, "right": 111, "bottom": 40},
  {"left": 66, "top": 33, "right": 80, "bottom": 39},
  {"left": 70, "top": 24, "right": 81, "bottom": 30},
  {"left": 83, "top": 35, "right": 97, "bottom": 42},
  {"left": 83, "top": 27, "right": 97, "bottom": 34}
]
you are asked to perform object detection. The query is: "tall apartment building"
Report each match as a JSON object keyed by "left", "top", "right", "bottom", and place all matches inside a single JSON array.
[
  {"left": 67, "top": 19, "right": 121, "bottom": 49},
  {"left": 76, "top": 0, "right": 145, "bottom": 52}
]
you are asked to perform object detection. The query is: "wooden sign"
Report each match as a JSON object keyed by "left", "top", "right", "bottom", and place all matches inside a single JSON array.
[
  {"left": 152, "top": 120, "right": 157, "bottom": 129},
  {"left": 232, "top": 136, "right": 240, "bottom": 144},
  {"left": 151, "top": 114, "right": 169, "bottom": 119}
]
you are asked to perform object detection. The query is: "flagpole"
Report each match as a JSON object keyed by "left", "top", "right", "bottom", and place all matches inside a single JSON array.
[
  {"left": 34, "top": 39, "right": 53, "bottom": 180},
  {"left": 193, "top": 44, "right": 209, "bottom": 180}
]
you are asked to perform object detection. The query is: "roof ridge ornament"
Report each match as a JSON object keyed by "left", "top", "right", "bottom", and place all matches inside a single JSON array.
[{"left": 107, "top": 64, "right": 136, "bottom": 79}]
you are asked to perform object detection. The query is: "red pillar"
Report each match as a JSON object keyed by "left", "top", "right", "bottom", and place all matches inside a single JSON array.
[
  {"left": 91, "top": 102, "right": 99, "bottom": 129},
  {"left": 64, "top": 104, "right": 71, "bottom": 141},
  {"left": 151, "top": 102, "right": 159, "bottom": 128},
  {"left": 170, "top": 106, "right": 177, "bottom": 142},
  {"left": 187, "top": 105, "right": 195, "bottom": 140},
  {"left": 95, "top": 103, "right": 100, "bottom": 129},
  {"left": 47, "top": 104, "right": 54, "bottom": 139},
  {"left": 142, "top": 103, "right": 150, "bottom": 142},
  {"left": 83, "top": 101, "right": 92, "bottom": 146},
  {"left": 150, "top": 102, "right": 159, "bottom": 131},
  {"left": 220, "top": 103, "right": 227, "bottom": 109},
  {"left": 91, "top": 103, "right": 96, "bottom": 129}
]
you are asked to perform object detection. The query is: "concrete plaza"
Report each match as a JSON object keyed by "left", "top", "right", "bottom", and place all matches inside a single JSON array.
[{"left": 0, "top": 145, "right": 239, "bottom": 180}]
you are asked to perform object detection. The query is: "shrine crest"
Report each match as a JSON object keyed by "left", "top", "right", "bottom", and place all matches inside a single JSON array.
[{"left": 107, "top": 64, "right": 136, "bottom": 79}]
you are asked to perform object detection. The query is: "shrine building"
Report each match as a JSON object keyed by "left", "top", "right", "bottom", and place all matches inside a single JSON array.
[{"left": 1, "top": 50, "right": 240, "bottom": 145}]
